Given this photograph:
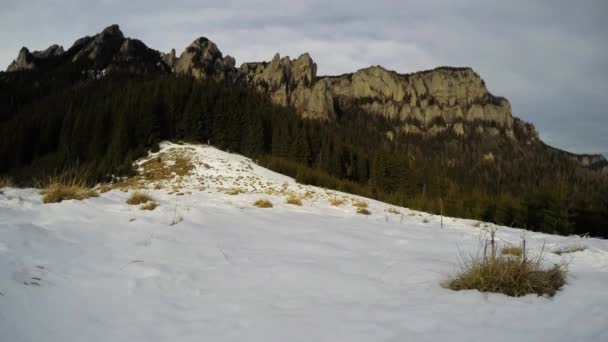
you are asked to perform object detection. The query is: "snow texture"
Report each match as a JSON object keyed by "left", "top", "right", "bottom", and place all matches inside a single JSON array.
[{"left": 1, "top": 142, "right": 607, "bottom": 341}]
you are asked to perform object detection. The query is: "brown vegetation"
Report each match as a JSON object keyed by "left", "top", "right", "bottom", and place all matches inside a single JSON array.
[
  {"left": 40, "top": 176, "right": 98, "bottom": 203},
  {"left": 444, "top": 231, "right": 567, "bottom": 297},
  {"left": 127, "top": 191, "right": 154, "bottom": 205},
  {"left": 253, "top": 199, "right": 273, "bottom": 208}
]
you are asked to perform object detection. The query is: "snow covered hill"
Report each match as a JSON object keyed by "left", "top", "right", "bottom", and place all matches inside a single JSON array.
[{"left": 1, "top": 142, "right": 607, "bottom": 342}]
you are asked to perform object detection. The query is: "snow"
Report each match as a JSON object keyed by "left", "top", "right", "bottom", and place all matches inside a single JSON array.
[{"left": 1, "top": 142, "right": 608, "bottom": 342}]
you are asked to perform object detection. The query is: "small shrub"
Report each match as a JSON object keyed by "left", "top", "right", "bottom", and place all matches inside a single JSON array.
[
  {"left": 253, "top": 199, "right": 273, "bottom": 208},
  {"left": 286, "top": 195, "right": 302, "bottom": 206},
  {"left": 444, "top": 231, "right": 567, "bottom": 297},
  {"left": 357, "top": 208, "right": 371, "bottom": 215},
  {"left": 329, "top": 197, "right": 345, "bottom": 206},
  {"left": 352, "top": 200, "right": 368, "bottom": 208},
  {"left": 387, "top": 207, "right": 400, "bottom": 214},
  {"left": 502, "top": 245, "right": 523, "bottom": 257},
  {"left": 140, "top": 201, "right": 159, "bottom": 211},
  {"left": 40, "top": 176, "right": 98, "bottom": 204},
  {"left": 127, "top": 191, "right": 154, "bottom": 205},
  {"left": 0, "top": 176, "right": 15, "bottom": 189},
  {"left": 553, "top": 244, "right": 586, "bottom": 255},
  {"left": 422, "top": 218, "right": 429, "bottom": 223}
]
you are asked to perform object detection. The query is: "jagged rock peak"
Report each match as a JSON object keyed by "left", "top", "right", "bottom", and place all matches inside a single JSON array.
[
  {"left": 101, "top": 24, "right": 124, "bottom": 38},
  {"left": 175, "top": 37, "right": 237, "bottom": 82}
]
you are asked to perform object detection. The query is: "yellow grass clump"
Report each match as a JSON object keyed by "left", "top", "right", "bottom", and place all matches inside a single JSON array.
[
  {"left": 127, "top": 191, "right": 155, "bottom": 205},
  {"left": 140, "top": 201, "right": 159, "bottom": 211},
  {"left": 352, "top": 200, "right": 368, "bottom": 208},
  {"left": 328, "top": 197, "right": 345, "bottom": 206},
  {"left": 40, "top": 177, "right": 99, "bottom": 204},
  {"left": 253, "top": 199, "right": 273, "bottom": 208},
  {"left": 286, "top": 195, "right": 302, "bottom": 206},
  {"left": 444, "top": 232, "right": 567, "bottom": 297},
  {"left": 226, "top": 188, "right": 242, "bottom": 195},
  {"left": 357, "top": 208, "right": 371, "bottom": 215}
]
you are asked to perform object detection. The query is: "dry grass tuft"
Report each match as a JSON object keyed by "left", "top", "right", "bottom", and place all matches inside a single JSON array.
[
  {"left": 357, "top": 208, "right": 371, "bottom": 215},
  {"left": 40, "top": 175, "right": 98, "bottom": 204},
  {"left": 140, "top": 201, "right": 159, "bottom": 211},
  {"left": 502, "top": 245, "right": 523, "bottom": 257},
  {"left": 226, "top": 188, "right": 242, "bottom": 195},
  {"left": 328, "top": 197, "right": 345, "bottom": 206},
  {"left": 0, "top": 176, "right": 15, "bottom": 189},
  {"left": 127, "top": 191, "right": 154, "bottom": 205},
  {"left": 553, "top": 244, "right": 586, "bottom": 255},
  {"left": 286, "top": 195, "right": 302, "bottom": 206},
  {"left": 386, "top": 207, "right": 400, "bottom": 214},
  {"left": 444, "top": 231, "right": 567, "bottom": 297},
  {"left": 253, "top": 199, "right": 273, "bottom": 208},
  {"left": 352, "top": 200, "right": 368, "bottom": 208}
]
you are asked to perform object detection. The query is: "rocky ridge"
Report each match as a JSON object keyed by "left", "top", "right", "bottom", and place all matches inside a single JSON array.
[{"left": 4, "top": 25, "right": 604, "bottom": 168}]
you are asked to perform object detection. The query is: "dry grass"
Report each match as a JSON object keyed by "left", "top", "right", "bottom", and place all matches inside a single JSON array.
[
  {"left": 444, "top": 232, "right": 567, "bottom": 297},
  {"left": 286, "top": 195, "right": 302, "bottom": 206},
  {"left": 502, "top": 245, "right": 523, "bottom": 257},
  {"left": 328, "top": 197, "right": 345, "bottom": 206},
  {"left": 386, "top": 207, "right": 400, "bottom": 214},
  {"left": 40, "top": 175, "right": 98, "bottom": 204},
  {"left": 553, "top": 244, "right": 586, "bottom": 255},
  {"left": 97, "top": 184, "right": 112, "bottom": 193},
  {"left": 357, "top": 208, "right": 371, "bottom": 215},
  {"left": 140, "top": 153, "right": 194, "bottom": 181},
  {"left": 0, "top": 176, "right": 15, "bottom": 189},
  {"left": 140, "top": 201, "right": 159, "bottom": 211},
  {"left": 127, "top": 191, "right": 154, "bottom": 205},
  {"left": 352, "top": 200, "right": 368, "bottom": 208},
  {"left": 253, "top": 199, "right": 273, "bottom": 208},
  {"left": 226, "top": 187, "right": 242, "bottom": 195}
]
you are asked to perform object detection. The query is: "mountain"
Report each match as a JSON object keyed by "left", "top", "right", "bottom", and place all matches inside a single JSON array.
[{"left": 1, "top": 25, "right": 607, "bottom": 237}]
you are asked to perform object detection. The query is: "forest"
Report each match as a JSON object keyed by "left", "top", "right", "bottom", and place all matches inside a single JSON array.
[{"left": 1, "top": 72, "right": 607, "bottom": 237}]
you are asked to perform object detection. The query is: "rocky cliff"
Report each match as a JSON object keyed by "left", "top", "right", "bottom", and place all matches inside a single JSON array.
[
  {"left": 5, "top": 26, "right": 603, "bottom": 170},
  {"left": 6, "top": 25, "right": 170, "bottom": 76}
]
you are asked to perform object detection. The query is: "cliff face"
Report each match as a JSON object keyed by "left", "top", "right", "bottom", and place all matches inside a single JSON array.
[{"left": 238, "top": 54, "right": 522, "bottom": 141}]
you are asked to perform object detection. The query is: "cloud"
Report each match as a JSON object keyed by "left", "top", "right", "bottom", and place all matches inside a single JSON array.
[{"left": 0, "top": 0, "right": 606, "bottom": 155}]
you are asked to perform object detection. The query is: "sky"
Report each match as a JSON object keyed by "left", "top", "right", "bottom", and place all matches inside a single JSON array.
[{"left": 1, "top": 0, "right": 606, "bottom": 156}]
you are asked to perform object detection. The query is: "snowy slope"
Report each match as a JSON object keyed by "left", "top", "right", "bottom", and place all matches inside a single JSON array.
[{"left": 1, "top": 142, "right": 607, "bottom": 342}]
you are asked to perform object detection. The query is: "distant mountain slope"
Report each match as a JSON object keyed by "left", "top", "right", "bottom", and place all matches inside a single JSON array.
[{"left": 1, "top": 25, "right": 607, "bottom": 237}]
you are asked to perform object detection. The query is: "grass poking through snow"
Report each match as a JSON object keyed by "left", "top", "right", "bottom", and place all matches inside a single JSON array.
[
  {"left": 329, "top": 197, "right": 345, "bottom": 206},
  {"left": 127, "top": 192, "right": 155, "bottom": 205},
  {"left": 357, "top": 208, "right": 371, "bottom": 215},
  {"left": 286, "top": 195, "right": 302, "bottom": 206},
  {"left": 140, "top": 201, "right": 159, "bottom": 211},
  {"left": 39, "top": 175, "right": 98, "bottom": 204},
  {"left": 253, "top": 199, "right": 273, "bottom": 208},
  {"left": 444, "top": 230, "right": 567, "bottom": 297}
]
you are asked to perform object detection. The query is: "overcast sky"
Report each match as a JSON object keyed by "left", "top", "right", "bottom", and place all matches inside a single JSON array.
[{"left": 1, "top": 0, "right": 606, "bottom": 156}]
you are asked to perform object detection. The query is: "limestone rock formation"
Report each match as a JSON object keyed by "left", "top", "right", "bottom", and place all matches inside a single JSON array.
[
  {"left": 6, "top": 48, "right": 36, "bottom": 72},
  {"left": 174, "top": 37, "right": 236, "bottom": 82},
  {"left": 161, "top": 49, "right": 178, "bottom": 70}
]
